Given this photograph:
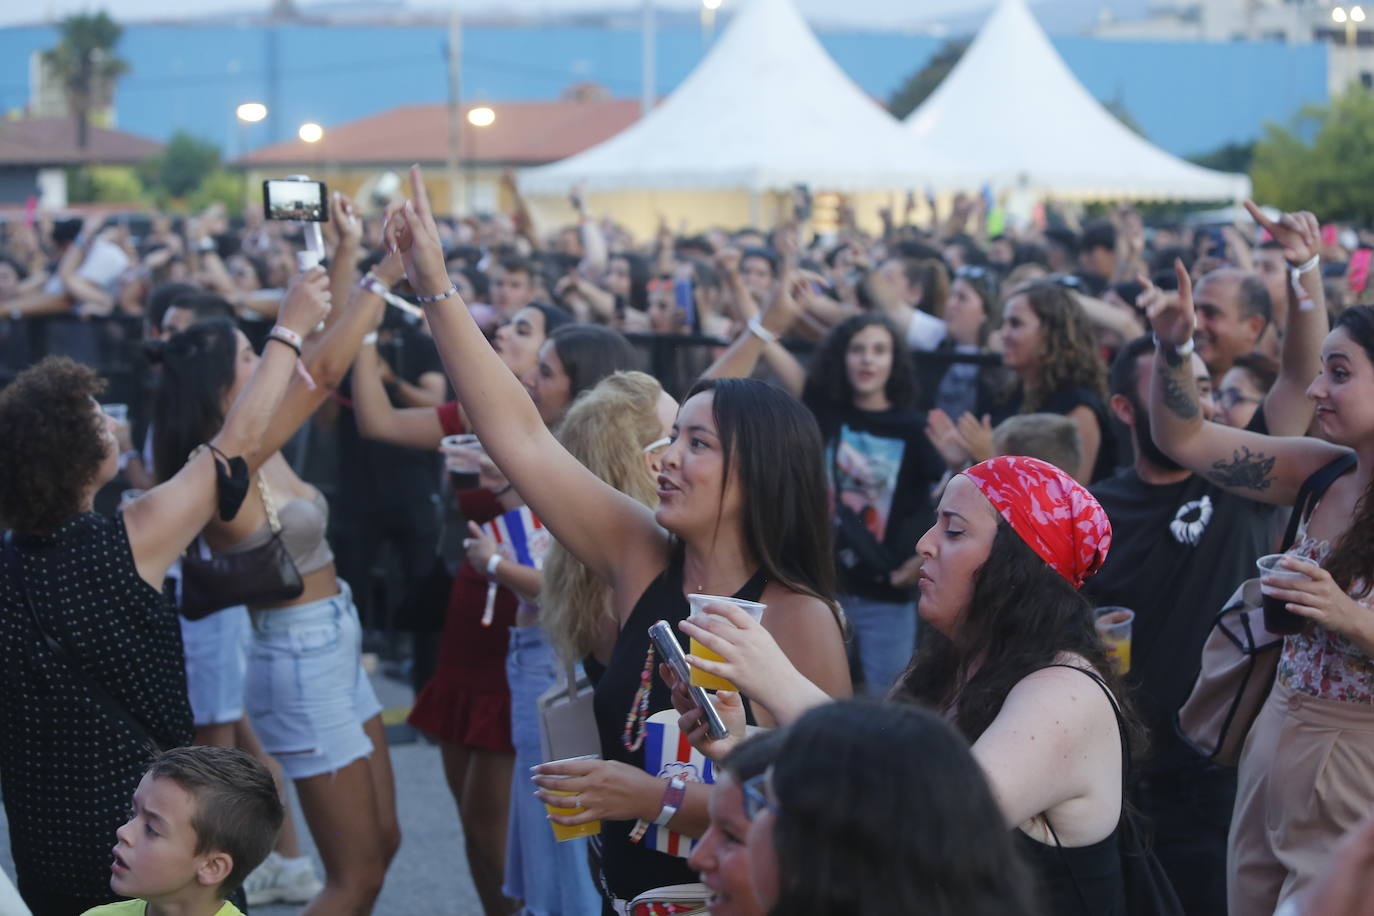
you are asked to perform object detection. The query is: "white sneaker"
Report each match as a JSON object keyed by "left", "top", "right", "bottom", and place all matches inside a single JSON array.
[{"left": 243, "top": 851, "right": 325, "bottom": 906}]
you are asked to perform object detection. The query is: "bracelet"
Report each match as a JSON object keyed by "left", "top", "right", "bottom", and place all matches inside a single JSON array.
[
  {"left": 265, "top": 334, "right": 301, "bottom": 357},
  {"left": 630, "top": 776, "right": 688, "bottom": 842},
  {"left": 269, "top": 324, "right": 304, "bottom": 349},
  {"left": 1152, "top": 333, "right": 1195, "bottom": 358},
  {"left": 1290, "top": 254, "right": 1320, "bottom": 275},
  {"left": 486, "top": 553, "right": 503, "bottom": 577},
  {"left": 746, "top": 316, "right": 778, "bottom": 344},
  {"left": 414, "top": 285, "right": 459, "bottom": 304},
  {"left": 361, "top": 332, "right": 379, "bottom": 346}
]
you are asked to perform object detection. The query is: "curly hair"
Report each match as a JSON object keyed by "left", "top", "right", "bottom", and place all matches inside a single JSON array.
[
  {"left": 801, "top": 313, "right": 918, "bottom": 412},
  {"left": 541, "top": 371, "right": 663, "bottom": 663},
  {"left": 1008, "top": 280, "right": 1109, "bottom": 413},
  {"left": 0, "top": 357, "right": 109, "bottom": 535},
  {"left": 894, "top": 520, "right": 1144, "bottom": 758}
]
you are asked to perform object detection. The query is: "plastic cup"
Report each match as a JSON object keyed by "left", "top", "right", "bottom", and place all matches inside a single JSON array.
[
  {"left": 1257, "top": 553, "right": 1318, "bottom": 636},
  {"left": 542, "top": 754, "right": 601, "bottom": 842},
  {"left": 101, "top": 403, "right": 129, "bottom": 425},
  {"left": 441, "top": 434, "right": 483, "bottom": 488},
  {"left": 686, "top": 594, "right": 767, "bottom": 692},
  {"left": 1094, "top": 607, "right": 1134, "bottom": 675}
]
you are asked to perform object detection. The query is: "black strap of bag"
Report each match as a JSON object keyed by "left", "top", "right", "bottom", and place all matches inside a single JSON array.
[
  {"left": 1280, "top": 451, "right": 1358, "bottom": 552},
  {"left": 3, "top": 532, "right": 161, "bottom": 757},
  {"left": 1041, "top": 663, "right": 1185, "bottom": 916}
]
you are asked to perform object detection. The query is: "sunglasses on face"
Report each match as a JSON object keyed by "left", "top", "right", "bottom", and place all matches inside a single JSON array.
[{"left": 742, "top": 770, "right": 779, "bottom": 821}]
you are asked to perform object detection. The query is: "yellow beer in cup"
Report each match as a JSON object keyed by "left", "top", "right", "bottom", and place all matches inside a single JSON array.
[
  {"left": 542, "top": 755, "right": 602, "bottom": 842},
  {"left": 1094, "top": 606, "right": 1135, "bottom": 675},
  {"left": 686, "top": 594, "right": 767, "bottom": 692}
]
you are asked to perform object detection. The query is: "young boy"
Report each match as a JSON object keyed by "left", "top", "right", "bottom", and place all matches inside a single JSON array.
[{"left": 82, "top": 746, "right": 285, "bottom": 916}]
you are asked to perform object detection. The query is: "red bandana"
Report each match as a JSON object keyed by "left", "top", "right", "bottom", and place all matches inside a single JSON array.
[{"left": 962, "top": 456, "right": 1112, "bottom": 589}]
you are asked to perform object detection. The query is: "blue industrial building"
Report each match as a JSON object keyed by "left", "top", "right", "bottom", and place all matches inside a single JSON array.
[{"left": 0, "top": 19, "right": 1328, "bottom": 160}]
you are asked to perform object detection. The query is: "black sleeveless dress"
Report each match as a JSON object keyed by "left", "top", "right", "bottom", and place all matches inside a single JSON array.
[{"left": 589, "top": 549, "right": 768, "bottom": 903}]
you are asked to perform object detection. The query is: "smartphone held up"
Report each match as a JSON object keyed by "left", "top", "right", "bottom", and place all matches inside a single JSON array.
[{"left": 263, "top": 177, "right": 329, "bottom": 222}]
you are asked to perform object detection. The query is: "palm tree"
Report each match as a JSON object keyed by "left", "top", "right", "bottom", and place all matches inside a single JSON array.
[{"left": 42, "top": 12, "right": 130, "bottom": 152}]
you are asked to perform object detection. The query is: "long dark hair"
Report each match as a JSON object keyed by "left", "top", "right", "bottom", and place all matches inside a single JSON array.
[
  {"left": 768, "top": 700, "right": 1041, "bottom": 916},
  {"left": 549, "top": 324, "right": 641, "bottom": 398},
  {"left": 686, "top": 377, "right": 838, "bottom": 621},
  {"left": 146, "top": 318, "right": 239, "bottom": 483},
  {"left": 895, "top": 520, "right": 1142, "bottom": 754},
  {"left": 1324, "top": 305, "right": 1374, "bottom": 598},
  {"left": 801, "top": 313, "right": 917, "bottom": 412},
  {"left": 613, "top": 252, "right": 650, "bottom": 313},
  {"left": 1011, "top": 280, "right": 1109, "bottom": 412}
]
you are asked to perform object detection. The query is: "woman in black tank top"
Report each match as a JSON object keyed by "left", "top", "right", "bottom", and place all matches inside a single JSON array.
[{"left": 387, "top": 172, "right": 851, "bottom": 907}]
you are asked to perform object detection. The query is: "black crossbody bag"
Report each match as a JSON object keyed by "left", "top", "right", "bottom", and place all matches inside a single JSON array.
[{"left": 4, "top": 532, "right": 161, "bottom": 758}]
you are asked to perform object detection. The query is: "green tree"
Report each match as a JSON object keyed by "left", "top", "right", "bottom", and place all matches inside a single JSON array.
[
  {"left": 140, "top": 131, "right": 222, "bottom": 200},
  {"left": 1251, "top": 89, "right": 1374, "bottom": 222},
  {"left": 66, "top": 165, "right": 148, "bottom": 204},
  {"left": 1189, "top": 141, "right": 1256, "bottom": 174},
  {"left": 888, "top": 39, "right": 969, "bottom": 119},
  {"left": 42, "top": 12, "right": 130, "bottom": 151},
  {"left": 188, "top": 170, "right": 247, "bottom": 216}
]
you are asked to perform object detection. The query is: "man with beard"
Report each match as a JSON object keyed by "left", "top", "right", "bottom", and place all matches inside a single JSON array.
[{"left": 1083, "top": 335, "right": 1273, "bottom": 914}]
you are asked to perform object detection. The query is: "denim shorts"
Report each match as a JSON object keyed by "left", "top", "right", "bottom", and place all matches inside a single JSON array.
[
  {"left": 244, "top": 581, "right": 383, "bottom": 780},
  {"left": 179, "top": 605, "right": 251, "bottom": 727}
]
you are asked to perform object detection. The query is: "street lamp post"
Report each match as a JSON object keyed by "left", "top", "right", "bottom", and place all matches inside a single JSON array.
[
  {"left": 465, "top": 107, "right": 495, "bottom": 212},
  {"left": 1332, "top": 5, "right": 1364, "bottom": 46},
  {"left": 235, "top": 102, "right": 268, "bottom": 159},
  {"left": 702, "top": 0, "right": 721, "bottom": 43}
]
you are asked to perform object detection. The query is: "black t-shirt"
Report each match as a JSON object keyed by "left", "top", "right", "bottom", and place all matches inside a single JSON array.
[
  {"left": 1084, "top": 470, "right": 1273, "bottom": 775},
  {"left": 337, "top": 329, "right": 445, "bottom": 514},
  {"left": 807, "top": 401, "right": 945, "bottom": 602}
]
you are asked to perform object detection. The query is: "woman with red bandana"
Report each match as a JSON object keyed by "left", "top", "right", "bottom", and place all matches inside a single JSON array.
[{"left": 677, "top": 456, "right": 1139, "bottom": 914}]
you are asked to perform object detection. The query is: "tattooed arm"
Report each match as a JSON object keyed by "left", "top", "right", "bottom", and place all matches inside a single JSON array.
[{"left": 1145, "top": 257, "right": 1347, "bottom": 507}]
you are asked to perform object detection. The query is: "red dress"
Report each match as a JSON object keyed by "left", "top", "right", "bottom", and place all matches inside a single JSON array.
[{"left": 406, "top": 402, "right": 517, "bottom": 752}]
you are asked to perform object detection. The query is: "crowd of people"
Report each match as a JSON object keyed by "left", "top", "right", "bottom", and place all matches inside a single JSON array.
[{"left": 2, "top": 162, "right": 1374, "bottom": 916}]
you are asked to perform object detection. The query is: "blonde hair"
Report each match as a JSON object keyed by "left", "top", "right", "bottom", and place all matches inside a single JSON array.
[
  {"left": 542, "top": 371, "right": 664, "bottom": 663},
  {"left": 993, "top": 413, "right": 1082, "bottom": 477}
]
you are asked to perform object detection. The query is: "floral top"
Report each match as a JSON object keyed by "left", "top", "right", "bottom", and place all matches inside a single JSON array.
[{"left": 1277, "top": 513, "right": 1374, "bottom": 704}]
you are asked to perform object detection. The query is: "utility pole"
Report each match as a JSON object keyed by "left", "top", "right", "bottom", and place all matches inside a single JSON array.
[
  {"left": 641, "top": 0, "right": 656, "bottom": 117},
  {"left": 446, "top": 10, "right": 464, "bottom": 217}
]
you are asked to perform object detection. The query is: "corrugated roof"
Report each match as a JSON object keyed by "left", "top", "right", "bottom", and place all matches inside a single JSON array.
[
  {"left": 0, "top": 118, "right": 164, "bottom": 166},
  {"left": 233, "top": 98, "right": 641, "bottom": 167}
]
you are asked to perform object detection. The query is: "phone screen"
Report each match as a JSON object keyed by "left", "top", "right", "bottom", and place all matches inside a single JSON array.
[{"left": 263, "top": 179, "right": 329, "bottom": 222}]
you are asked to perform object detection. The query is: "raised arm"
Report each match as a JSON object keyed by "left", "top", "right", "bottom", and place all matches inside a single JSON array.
[
  {"left": 327, "top": 192, "right": 363, "bottom": 327},
  {"left": 351, "top": 338, "right": 447, "bottom": 448},
  {"left": 1246, "top": 201, "right": 1329, "bottom": 437},
  {"left": 386, "top": 166, "right": 667, "bottom": 588},
  {"left": 699, "top": 274, "right": 805, "bottom": 398},
  {"left": 123, "top": 270, "right": 332, "bottom": 588},
  {"left": 1145, "top": 259, "right": 1346, "bottom": 506}
]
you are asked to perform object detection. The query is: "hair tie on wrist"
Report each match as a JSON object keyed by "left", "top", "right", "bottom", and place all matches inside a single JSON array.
[{"left": 414, "top": 285, "right": 458, "bottom": 304}]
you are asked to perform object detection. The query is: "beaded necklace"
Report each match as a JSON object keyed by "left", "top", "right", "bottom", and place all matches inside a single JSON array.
[{"left": 621, "top": 642, "right": 657, "bottom": 752}]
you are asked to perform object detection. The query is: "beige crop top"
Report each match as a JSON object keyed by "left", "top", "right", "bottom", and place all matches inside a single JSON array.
[{"left": 220, "top": 477, "right": 335, "bottom": 576}]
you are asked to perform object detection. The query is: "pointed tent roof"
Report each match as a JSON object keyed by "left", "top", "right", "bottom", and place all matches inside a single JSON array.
[
  {"left": 904, "top": 0, "right": 1250, "bottom": 201},
  {"left": 520, "top": 0, "right": 969, "bottom": 194}
]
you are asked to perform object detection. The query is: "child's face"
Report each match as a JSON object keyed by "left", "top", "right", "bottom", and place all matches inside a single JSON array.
[{"left": 112, "top": 774, "right": 225, "bottom": 900}]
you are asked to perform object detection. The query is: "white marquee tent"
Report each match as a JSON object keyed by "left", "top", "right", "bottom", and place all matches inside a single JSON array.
[
  {"left": 904, "top": 0, "right": 1251, "bottom": 201},
  {"left": 519, "top": 0, "right": 971, "bottom": 196}
]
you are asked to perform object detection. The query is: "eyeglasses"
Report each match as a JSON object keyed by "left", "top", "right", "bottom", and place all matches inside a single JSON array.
[
  {"left": 742, "top": 770, "right": 778, "bottom": 821},
  {"left": 641, "top": 436, "right": 671, "bottom": 455},
  {"left": 1215, "top": 388, "right": 1262, "bottom": 410},
  {"left": 1049, "top": 273, "right": 1083, "bottom": 290},
  {"left": 956, "top": 265, "right": 991, "bottom": 280}
]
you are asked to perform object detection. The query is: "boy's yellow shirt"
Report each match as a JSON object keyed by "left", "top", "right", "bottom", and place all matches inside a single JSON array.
[{"left": 81, "top": 900, "right": 243, "bottom": 916}]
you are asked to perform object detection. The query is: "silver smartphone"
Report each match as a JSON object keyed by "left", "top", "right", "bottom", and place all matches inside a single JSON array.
[{"left": 648, "top": 620, "right": 729, "bottom": 741}]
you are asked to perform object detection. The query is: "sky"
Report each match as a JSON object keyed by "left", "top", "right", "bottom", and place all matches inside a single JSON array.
[{"left": 0, "top": 0, "right": 1010, "bottom": 32}]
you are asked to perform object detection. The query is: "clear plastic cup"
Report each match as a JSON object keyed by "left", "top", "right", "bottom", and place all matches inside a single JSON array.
[
  {"left": 686, "top": 594, "right": 767, "bottom": 692},
  {"left": 1257, "top": 553, "right": 1319, "bottom": 636},
  {"left": 542, "top": 754, "right": 601, "bottom": 842},
  {"left": 1094, "top": 606, "right": 1134, "bottom": 675},
  {"left": 440, "top": 434, "right": 483, "bottom": 474}
]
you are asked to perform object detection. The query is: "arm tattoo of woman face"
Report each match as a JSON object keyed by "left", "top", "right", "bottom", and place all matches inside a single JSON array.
[
  {"left": 1208, "top": 446, "right": 1276, "bottom": 491},
  {"left": 1160, "top": 347, "right": 1200, "bottom": 420}
]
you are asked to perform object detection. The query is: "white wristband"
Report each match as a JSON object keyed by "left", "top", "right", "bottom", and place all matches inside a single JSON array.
[
  {"left": 361, "top": 332, "right": 378, "bottom": 346},
  {"left": 746, "top": 316, "right": 778, "bottom": 344},
  {"left": 486, "top": 553, "right": 502, "bottom": 577},
  {"left": 1153, "top": 333, "right": 1195, "bottom": 357},
  {"left": 1291, "top": 254, "right": 1320, "bottom": 276}
]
